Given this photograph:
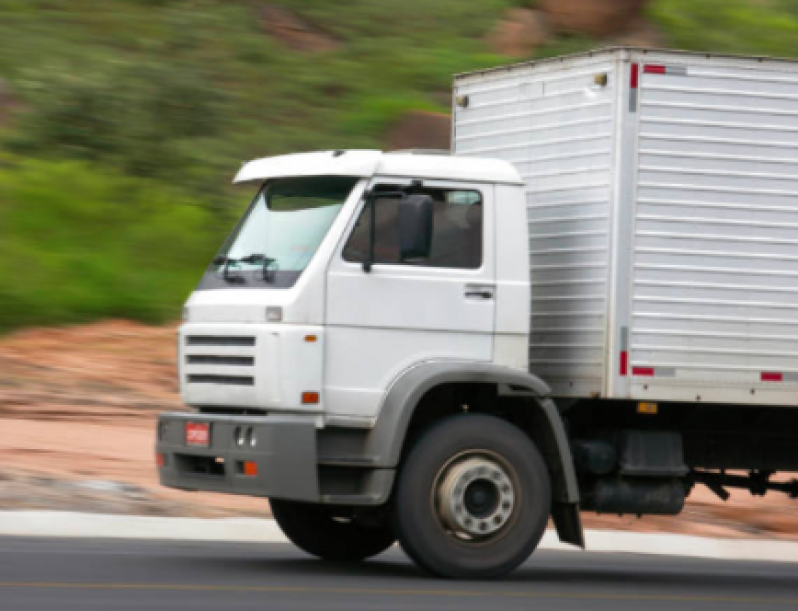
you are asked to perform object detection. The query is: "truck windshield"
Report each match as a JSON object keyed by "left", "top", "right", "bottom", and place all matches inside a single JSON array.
[{"left": 202, "top": 176, "right": 359, "bottom": 289}]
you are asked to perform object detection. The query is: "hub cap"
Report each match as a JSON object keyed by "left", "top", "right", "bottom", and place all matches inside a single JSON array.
[{"left": 436, "top": 454, "right": 516, "bottom": 539}]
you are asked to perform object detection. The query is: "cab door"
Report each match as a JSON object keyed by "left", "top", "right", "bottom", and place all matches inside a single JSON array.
[{"left": 324, "top": 178, "right": 496, "bottom": 421}]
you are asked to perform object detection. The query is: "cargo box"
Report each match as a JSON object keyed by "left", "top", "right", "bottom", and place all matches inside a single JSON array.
[{"left": 454, "top": 48, "right": 798, "bottom": 406}]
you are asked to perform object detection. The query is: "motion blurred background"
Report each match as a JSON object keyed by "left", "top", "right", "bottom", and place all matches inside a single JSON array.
[{"left": 0, "top": 0, "right": 797, "bottom": 536}]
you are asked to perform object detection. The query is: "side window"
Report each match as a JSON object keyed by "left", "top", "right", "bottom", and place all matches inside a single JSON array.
[{"left": 343, "top": 185, "right": 483, "bottom": 269}]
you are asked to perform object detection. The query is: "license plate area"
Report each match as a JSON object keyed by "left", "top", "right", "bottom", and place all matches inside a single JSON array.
[{"left": 185, "top": 422, "right": 210, "bottom": 447}]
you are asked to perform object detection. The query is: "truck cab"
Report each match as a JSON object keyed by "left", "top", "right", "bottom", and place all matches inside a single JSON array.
[
  {"left": 179, "top": 150, "right": 528, "bottom": 424},
  {"left": 157, "top": 150, "right": 568, "bottom": 578}
]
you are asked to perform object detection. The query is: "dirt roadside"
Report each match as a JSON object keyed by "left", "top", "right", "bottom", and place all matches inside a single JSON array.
[{"left": 0, "top": 320, "right": 795, "bottom": 539}]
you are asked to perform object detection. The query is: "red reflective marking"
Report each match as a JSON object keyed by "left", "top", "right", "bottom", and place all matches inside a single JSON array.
[
  {"left": 761, "top": 372, "right": 783, "bottom": 382},
  {"left": 620, "top": 351, "right": 628, "bottom": 376},
  {"left": 632, "top": 367, "right": 655, "bottom": 377},
  {"left": 644, "top": 64, "right": 667, "bottom": 74},
  {"left": 631, "top": 63, "right": 639, "bottom": 89}
]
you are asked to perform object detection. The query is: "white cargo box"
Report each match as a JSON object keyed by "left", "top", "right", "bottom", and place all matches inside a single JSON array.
[{"left": 454, "top": 47, "right": 798, "bottom": 407}]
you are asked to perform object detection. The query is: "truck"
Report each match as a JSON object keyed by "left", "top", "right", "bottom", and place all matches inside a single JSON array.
[{"left": 156, "top": 47, "right": 798, "bottom": 578}]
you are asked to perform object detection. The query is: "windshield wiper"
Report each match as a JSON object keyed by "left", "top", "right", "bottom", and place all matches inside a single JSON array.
[
  {"left": 213, "top": 254, "right": 266, "bottom": 265},
  {"left": 214, "top": 254, "right": 278, "bottom": 283}
]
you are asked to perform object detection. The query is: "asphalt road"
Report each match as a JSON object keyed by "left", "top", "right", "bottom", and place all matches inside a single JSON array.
[{"left": 1, "top": 537, "right": 796, "bottom": 610}]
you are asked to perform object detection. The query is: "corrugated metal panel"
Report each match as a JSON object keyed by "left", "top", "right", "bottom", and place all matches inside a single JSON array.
[
  {"left": 455, "top": 58, "right": 618, "bottom": 397},
  {"left": 631, "top": 59, "right": 798, "bottom": 398}
]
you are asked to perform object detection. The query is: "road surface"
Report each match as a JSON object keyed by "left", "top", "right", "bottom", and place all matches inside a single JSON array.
[{"left": 1, "top": 536, "right": 796, "bottom": 610}]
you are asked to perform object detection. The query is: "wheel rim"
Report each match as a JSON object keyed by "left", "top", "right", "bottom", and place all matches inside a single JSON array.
[{"left": 434, "top": 451, "right": 517, "bottom": 542}]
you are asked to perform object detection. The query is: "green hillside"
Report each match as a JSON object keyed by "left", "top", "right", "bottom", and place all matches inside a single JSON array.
[{"left": 1, "top": 0, "right": 797, "bottom": 331}]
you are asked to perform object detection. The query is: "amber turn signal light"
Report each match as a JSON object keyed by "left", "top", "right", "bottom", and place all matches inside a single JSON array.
[
  {"left": 638, "top": 402, "right": 658, "bottom": 415},
  {"left": 301, "top": 392, "right": 320, "bottom": 404}
]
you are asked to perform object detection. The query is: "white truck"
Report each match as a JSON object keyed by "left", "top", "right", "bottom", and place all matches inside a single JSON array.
[{"left": 157, "top": 48, "right": 798, "bottom": 578}]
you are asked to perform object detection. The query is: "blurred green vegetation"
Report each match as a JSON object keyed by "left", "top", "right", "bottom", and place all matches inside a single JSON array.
[
  {"left": 648, "top": 0, "right": 798, "bottom": 57},
  {"left": 0, "top": 0, "right": 797, "bottom": 331},
  {"left": 0, "top": 0, "right": 514, "bottom": 184},
  {"left": 0, "top": 156, "right": 219, "bottom": 332}
]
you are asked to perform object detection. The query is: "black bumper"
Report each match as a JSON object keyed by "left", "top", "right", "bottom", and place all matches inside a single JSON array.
[{"left": 156, "top": 412, "right": 320, "bottom": 502}]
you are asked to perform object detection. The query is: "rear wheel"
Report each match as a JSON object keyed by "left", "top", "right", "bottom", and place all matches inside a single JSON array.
[
  {"left": 393, "top": 414, "right": 551, "bottom": 578},
  {"left": 270, "top": 499, "right": 396, "bottom": 562}
]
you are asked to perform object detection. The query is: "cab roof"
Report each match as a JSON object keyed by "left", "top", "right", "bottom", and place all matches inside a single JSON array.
[{"left": 233, "top": 150, "right": 523, "bottom": 186}]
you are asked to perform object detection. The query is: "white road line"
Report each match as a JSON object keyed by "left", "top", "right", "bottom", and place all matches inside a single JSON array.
[{"left": 1, "top": 511, "right": 797, "bottom": 563}]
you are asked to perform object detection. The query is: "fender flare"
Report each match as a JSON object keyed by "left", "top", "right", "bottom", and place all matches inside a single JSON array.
[{"left": 363, "top": 360, "right": 579, "bottom": 504}]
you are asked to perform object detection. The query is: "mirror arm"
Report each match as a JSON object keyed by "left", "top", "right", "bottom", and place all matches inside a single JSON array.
[{"left": 363, "top": 191, "right": 375, "bottom": 273}]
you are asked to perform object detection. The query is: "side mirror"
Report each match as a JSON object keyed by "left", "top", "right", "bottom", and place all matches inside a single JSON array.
[{"left": 398, "top": 194, "right": 434, "bottom": 261}]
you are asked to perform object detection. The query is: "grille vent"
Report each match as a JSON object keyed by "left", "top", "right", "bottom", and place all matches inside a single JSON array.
[
  {"left": 186, "top": 336, "right": 255, "bottom": 347},
  {"left": 186, "top": 355, "right": 255, "bottom": 366},
  {"left": 187, "top": 374, "right": 254, "bottom": 386}
]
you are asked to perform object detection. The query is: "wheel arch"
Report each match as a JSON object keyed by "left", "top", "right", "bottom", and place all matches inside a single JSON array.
[
  {"left": 365, "top": 360, "right": 583, "bottom": 547},
  {"left": 366, "top": 360, "right": 580, "bottom": 504}
]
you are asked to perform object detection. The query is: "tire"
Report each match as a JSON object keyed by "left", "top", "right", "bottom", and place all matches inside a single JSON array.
[
  {"left": 393, "top": 414, "right": 551, "bottom": 579},
  {"left": 270, "top": 499, "right": 396, "bottom": 562}
]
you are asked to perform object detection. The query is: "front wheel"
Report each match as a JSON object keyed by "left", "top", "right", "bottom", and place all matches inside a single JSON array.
[
  {"left": 270, "top": 499, "right": 396, "bottom": 562},
  {"left": 393, "top": 414, "right": 551, "bottom": 578}
]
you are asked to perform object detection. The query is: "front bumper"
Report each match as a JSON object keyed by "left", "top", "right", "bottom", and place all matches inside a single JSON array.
[{"left": 156, "top": 412, "right": 319, "bottom": 502}]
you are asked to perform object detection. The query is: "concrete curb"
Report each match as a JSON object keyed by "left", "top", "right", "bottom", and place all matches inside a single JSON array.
[
  {"left": 1, "top": 511, "right": 797, "bottom": 563},
  {"left": 542, "top": 529, "right": 798, "bottom": 563},
  {"left": 0, "top": 511, "right": 286, "bottom": 543}
]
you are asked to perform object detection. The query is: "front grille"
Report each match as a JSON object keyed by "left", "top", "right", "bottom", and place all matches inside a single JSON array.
[
  {"left": 184, "top": 334, "right": 257, "bottom": 388},
  {"left": 187, "top": 374, "right": 255, "bottom": 386},
  {"left": 186, "top": 336, "right": 256, "bottom": 347},
  {"left": 186, "top": 355, "right": 255, "bottom": 366}
]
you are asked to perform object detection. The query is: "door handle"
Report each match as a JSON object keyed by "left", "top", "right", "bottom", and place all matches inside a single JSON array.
[{"left": 465, "top": 284, "right": 494, "bottom": 300}]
